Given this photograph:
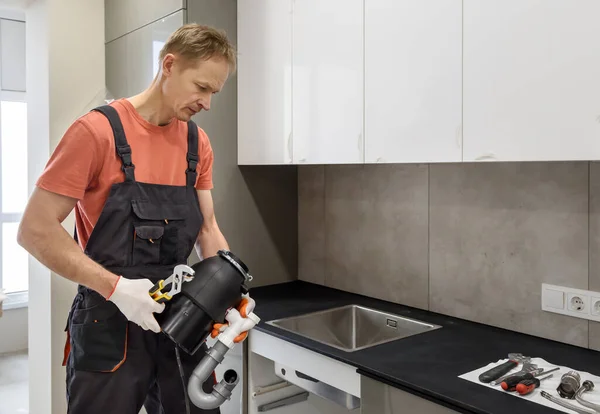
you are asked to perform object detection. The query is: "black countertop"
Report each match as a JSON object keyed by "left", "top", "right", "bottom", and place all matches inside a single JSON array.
[{"left": 249, "top": 281, "right": 600, "bottom": 414}]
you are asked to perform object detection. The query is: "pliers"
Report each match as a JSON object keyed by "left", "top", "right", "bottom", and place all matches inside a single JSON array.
[{"left": 149, "top": 264, "right": 195, "bottom": 303}]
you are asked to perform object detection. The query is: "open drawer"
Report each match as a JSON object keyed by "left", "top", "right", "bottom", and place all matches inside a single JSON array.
[{"left": 248, "top": 330, "right": 361, "bottom": 412}]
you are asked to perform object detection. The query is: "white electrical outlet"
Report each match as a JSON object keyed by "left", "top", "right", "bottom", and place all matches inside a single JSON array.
[
  {"left": 592, "top": 297, "right": 600, "bottom": 316},
  {"left": 567, "top": 293, "right": 588, "bottom": 312},
  {"left": 542, "top": 284, "right": 600, "bottom": 322}
]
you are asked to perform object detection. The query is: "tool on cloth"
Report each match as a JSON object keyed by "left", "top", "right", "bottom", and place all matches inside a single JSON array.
[
  {"left": 149, "top": 264, "right": 195, "bottom": 303},
  {"left": 515, "top": 373, "right": 554, "bottom": 395},
  {"left": 478, "top": 353, "right": 530, "bottom": 383},
  {"left": 575, "top": 380, "right": 600, "bottom": 413},
  {"left": 541, "top": 391, "right": 597, "bottom": 414},
  {"left": 501, "top": 367, "right": 560, "bottom": 391},
  {"left": 490, "top": 362, "right": 538, "bottom": 385},
  {"left": 148, "top": 250, "right": 261, "bottom": 412},
  {"left": 557, "top": 370, "right": 582, "bottom": 399}
]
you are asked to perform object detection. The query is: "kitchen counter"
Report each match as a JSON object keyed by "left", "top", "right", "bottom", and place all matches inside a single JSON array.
[{"left": 250, "top": 281, "right": 600, "bottom": 414}]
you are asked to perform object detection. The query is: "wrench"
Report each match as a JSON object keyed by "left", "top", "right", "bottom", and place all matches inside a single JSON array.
[
  {"left": 490, "top": 362, "right": 538, "bottom": 386},
  {"left": 479, "top": 353, "right": 530, "bottom": 383},
  {"left": 149, "top": 264, "right": 195, "bottom": 303}
]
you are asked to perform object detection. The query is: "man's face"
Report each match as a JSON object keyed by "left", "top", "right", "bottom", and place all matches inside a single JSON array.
[{"left": 161, "top": 54, "right": 230, "bottom": 122}]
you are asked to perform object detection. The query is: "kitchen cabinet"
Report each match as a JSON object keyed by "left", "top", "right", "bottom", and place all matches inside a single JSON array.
[
  {"left": 237, "top": 0, "right": 363, "bottom": 165},
  {"left": 364, "top": 0, "right": 462, "bottom": 164},
  {"left": 291, "top": 0, "right": 364, "bottom": 164},
  {"left": 237, "top": 0, "right": 293, "bottom": 165},
  {"left": 360, "top": 375, "right": 460, "bottom": 413},
  {"left": 463, "top": 0, "right": 600, "bottom": 162},
  {"left": 106, "top": 10, "right": 184, "bottom": 98},
  {"left": 248, "top": 330, "right": 360, "bottom": 413},
  {"left": 104, "top": 0, "right": 185, "bottom": 43},
  {"left": 247, "top": 330, "right": 462, "bottom": 413}
]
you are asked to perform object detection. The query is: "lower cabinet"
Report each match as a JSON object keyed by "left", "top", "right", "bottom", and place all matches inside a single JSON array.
[
  {"left": 360, "top": 375, "right": 461, "bottom": 414},
  {"left": 247, "top": 330, "right": 460, "bottom": 414},
  {"left": 247, "top": 330, "right": 359, "bottom": 413}
]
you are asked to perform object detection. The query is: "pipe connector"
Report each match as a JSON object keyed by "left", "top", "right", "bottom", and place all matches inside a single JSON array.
[
  {"left": 186, "top": 302, "right": 260, "bottom": 410},
  {"left": 218, "top": 307, "right": 260, "bottom": 349},
  {"left": 187, "top": 341, "right": 233, "bottom": 409},
  {"left": 575, "top": 380, "right": 600, "bottom": 413}
]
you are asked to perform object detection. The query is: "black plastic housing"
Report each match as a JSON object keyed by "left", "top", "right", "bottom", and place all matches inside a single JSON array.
[{"left": 156, "top": 250, "right": 250, "bottom": 355}]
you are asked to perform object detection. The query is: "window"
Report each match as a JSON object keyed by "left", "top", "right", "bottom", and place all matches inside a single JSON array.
[{"left": 0, "top": 16, "right": 27, "bottom": 308}]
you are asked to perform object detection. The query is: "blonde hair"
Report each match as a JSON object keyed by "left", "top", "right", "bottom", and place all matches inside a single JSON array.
[{"left": 159, "top": 23, "right": 237, "bottom": 73}]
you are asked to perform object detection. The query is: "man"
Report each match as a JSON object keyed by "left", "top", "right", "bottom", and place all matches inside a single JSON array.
[{"left": 17, "top": 24, "right": 237, "bottom": 414}]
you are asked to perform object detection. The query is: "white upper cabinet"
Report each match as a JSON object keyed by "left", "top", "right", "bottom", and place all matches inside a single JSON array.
[
  {"left": 292, "top": 0, "right": 364, "bottom": 164},
  {"left": 463, "top": 0, "right": 600, "bottom": 162},
  {"left": 364, "top": 0, "right": 462, "bottom": 164},
  {"left": 237, "top": 0, "right": 293, "bottom": 165}
]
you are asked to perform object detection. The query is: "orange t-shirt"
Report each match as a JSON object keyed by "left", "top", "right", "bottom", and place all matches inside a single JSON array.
[{"left": 36, "top": 98, "right": 214, "bottom": 250}]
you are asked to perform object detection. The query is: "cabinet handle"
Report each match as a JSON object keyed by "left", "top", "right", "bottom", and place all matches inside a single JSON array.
[
  {"left": 287, "top": 132, "right": 293, "bottom": 163},
  {"left": 474, "top": 153, "right": 498, "bottom": 161},
  {"left": 357, "top": 133, "right": 363, "bottom": 158},
  {"left": 296, "top": 370, "right": 319, "bottom": 383}
]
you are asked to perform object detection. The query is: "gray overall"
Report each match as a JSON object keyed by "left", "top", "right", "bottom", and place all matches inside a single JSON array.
[{"left": 63, "top": 105, "right": 219, "bottom": 414}]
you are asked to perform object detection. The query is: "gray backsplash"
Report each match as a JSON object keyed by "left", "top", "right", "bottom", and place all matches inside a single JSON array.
[{"left": 298, "top": 162, "right": 600, "bottom": 350}]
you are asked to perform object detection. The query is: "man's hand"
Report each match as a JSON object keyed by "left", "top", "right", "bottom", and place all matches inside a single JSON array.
[
  {"left": 195, "top": 189, "right": 229, "bottom": 259},
  {"left": 107, "top": 277, "right": 165, "bottom": 332}
]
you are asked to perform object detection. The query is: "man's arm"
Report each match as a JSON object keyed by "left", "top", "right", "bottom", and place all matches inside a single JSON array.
[
  {"left": 195, "top": 189, "right": 229, "bottom": 259},
  {"left": 17, "top": 187, "right": 119, "bottom": 298}
]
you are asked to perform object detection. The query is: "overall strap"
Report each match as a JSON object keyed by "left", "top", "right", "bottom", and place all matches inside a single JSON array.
[
  {"left": 186, "top": 120, "right": 199, "bottom": 187},
  {"left": 92, "top": 105, "right": 135, "bottom": 182}
]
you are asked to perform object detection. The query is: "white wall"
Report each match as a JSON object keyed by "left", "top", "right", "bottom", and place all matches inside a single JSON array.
[
  {"left": 26, "top": 0, "right": 105, "bottom": 413},
  {"left": 0, "top": 307, "right": 27, "bottom": 354}
]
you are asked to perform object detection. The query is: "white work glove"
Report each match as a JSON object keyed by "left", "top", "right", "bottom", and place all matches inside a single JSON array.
[{"left": 107, "top": 276, "right": 165, "bottom": 333}]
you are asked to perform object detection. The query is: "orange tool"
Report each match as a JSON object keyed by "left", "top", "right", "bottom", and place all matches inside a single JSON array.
[
  {"left": 516, "top": 374, "right": 554, "bottom": 395},
  {"left": 501, "top": 367, "right": 559, "bottom": 391}
]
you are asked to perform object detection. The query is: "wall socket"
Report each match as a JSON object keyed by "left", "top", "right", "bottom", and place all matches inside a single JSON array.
[
  {"left": 542, "top": 284, "right": 600, "bottom": 322},
  {"left": 593, "top": 297, "right": 600, "bottom": 316}
]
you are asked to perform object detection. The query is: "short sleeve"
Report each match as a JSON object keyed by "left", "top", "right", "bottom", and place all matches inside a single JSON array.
[
  {"left": 195, "top": 127, "right": 214, "bottom": 190},
  {"left": 36, "top": 117, "right": 102, "bottom": 200}
]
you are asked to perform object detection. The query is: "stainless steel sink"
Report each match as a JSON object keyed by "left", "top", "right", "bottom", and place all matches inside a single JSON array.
[{"left": 266, "top": 304, "right": 441, "bottom": 352}]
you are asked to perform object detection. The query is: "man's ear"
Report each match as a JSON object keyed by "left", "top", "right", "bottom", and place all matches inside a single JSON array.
[{"left": 162, "top": 53, "right": 176, "bottom": 77}]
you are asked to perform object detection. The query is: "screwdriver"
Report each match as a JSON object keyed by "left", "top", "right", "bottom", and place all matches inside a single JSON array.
[
  {"left": 501, "top": 367, "right": 560, "bottom": 391},
  {"left": 516, "top": 374, "right": 554, "bottom": 395}
]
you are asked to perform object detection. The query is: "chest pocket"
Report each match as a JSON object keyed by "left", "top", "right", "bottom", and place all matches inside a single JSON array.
[{"left": 131, "top": 201, "right": 189, "bottom": 266}]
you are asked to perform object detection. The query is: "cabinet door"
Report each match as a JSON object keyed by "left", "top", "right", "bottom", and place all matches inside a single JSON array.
[
  {"left": 364, "top": 0, "right": 462, "bottom": 164},
  {"left": 292, "top": 0, "right": 364, "bottom": 164},
  {"left": 360, "top": 375, "right": 460, "bottom": 413},
  {"left": 237, "top": 0, "right": 293, "bottom": 165},
  {"left": 126, "top": 10, "right": 184, "bottom": 96},
  {"left": 106, "top": 10, "right": 184, "bottom": 99},
  {"left": 104, "top": 0, "right": 185, "bottom": 42},
  {"left": 106, "top": 35, "right": 129, "bottom": 99},
  {"left": 463, "top": 0, "right": 600, "bottom": 162}
]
